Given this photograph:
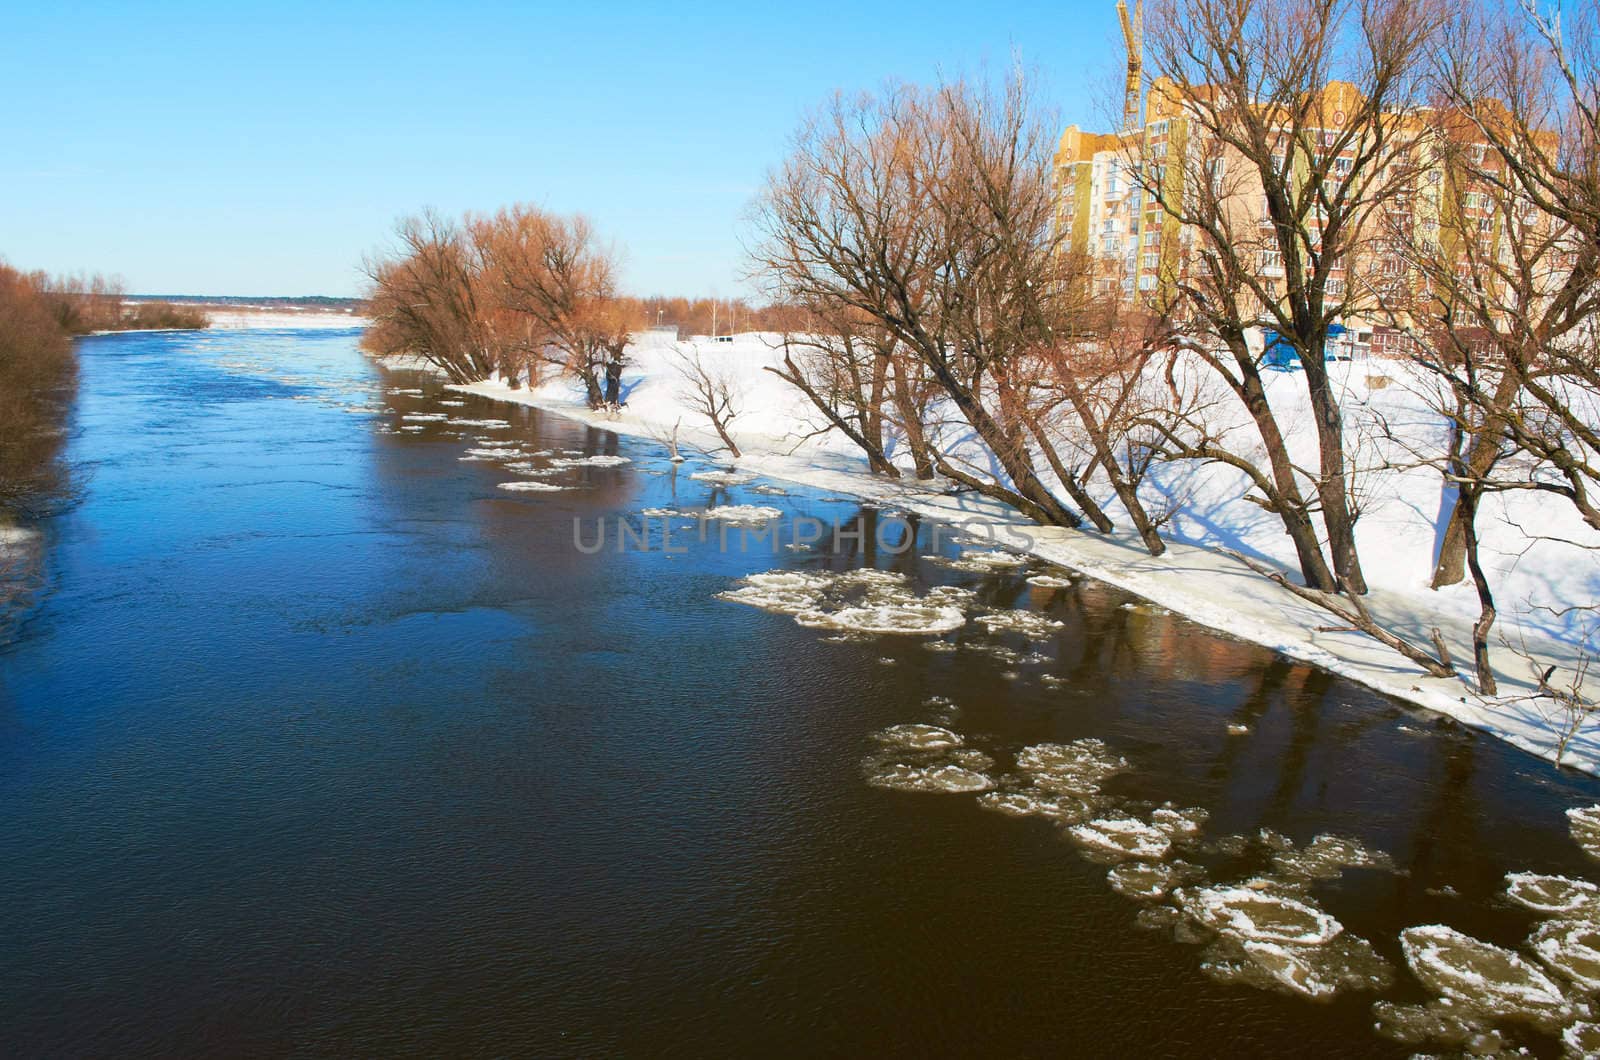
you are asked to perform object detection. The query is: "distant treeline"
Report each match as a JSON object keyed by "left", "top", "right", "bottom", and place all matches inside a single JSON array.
[{"left": 44, "top": 275, "right": 211, "bottom": 333}]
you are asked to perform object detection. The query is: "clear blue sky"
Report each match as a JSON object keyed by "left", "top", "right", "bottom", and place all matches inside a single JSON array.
[{"left": 1, "top": 1, "right": 1120, "bottom": 298}]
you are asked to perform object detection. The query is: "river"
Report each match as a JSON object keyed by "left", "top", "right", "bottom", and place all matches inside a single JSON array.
[{"left": 3, "top": 327, "right": 1600, "bottom": 1056}]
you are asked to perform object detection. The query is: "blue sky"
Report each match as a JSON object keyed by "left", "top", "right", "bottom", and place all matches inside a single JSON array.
[{"left": 1, "top": 1, "right": 1121, "bottom": 297}]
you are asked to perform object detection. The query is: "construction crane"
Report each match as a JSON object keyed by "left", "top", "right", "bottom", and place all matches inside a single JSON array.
[{"left": 1117, "top": 0, "right": 1143, "bottom": 134}]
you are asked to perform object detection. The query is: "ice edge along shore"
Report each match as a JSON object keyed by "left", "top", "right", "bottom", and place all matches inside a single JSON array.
[{"left": 431, "top": 365, "right": 1600, "bottom": 779}]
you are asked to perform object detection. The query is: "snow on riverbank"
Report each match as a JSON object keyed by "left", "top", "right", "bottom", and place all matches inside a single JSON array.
[
  {"left": 207, "top": 308, "right": 369, "bottom": 330},
  {"left": 437, "top": 331, "right": 1600, "bottom": 775}
]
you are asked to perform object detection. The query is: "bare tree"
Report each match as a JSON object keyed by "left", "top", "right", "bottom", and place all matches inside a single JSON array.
[
  {"left": 752, "top": 75, "right": 1102, "bottom": 528},
  {"left": 361, "top": 210, "right": 499, "bottom": 384},
  {"left": 671, "top": 345, "right": 743, "bottom": 457},
  {"left": 1135, "top": 0, "right": 1445, "bottom": 591},
  {"left": 473, "top": 207, "right": 637, "bottom": 408}
]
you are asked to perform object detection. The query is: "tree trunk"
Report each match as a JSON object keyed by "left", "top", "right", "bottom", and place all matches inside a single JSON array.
[
  {"left": 603, "top": 358, "right": 623, "bottom": 406},
  {"left": 1233, "top": 356, "right": 1339, "bottom": 590},
  {"left": 1300, "top": 343, "right": 1368, "bottom": 593}
]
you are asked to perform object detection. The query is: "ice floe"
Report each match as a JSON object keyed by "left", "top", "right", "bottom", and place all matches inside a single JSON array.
[
  {"left": 1530, "top": 919, "right": 1600, "bottom": 992},
  {"left": 1026, "top": 573, "right": 1074, "bottom": 588},
  {"left": 1176, "top": 885, "right": 1344, "bottom": 946},
  {"left": 1505, "top": 873, "right": 1600, "bottom": 918},
  {"left": 690, "top": 469, "right": 757, "bottom": 486},
  {"left": 1068, "top": 816, "right": 1173, "bottom": 861},
  {"left": 497, "top": 481, "right": 569, "bottom": 492},
  {"left": 401, "top": 412, "right": 449, "bottom": 422},
  {"left": 719, "top": 568, "right": 968, "bottom": 636},
  {"left": 862, "top": 721, "right": 995, "bottom": 793},
  {"left": 1107, "top": 860, "right": 1195, "bottom": 901},
  {"left": 975, "top": 609, "right": 1064, "bottom": 639},
  {"left": 1399, "top": 924, "right": 1573, "bottom": 1030},
  {"left": 1569, "top": 806, "right": 1600, "bottom": 860},
  {"left": 704, "top": 505, "right": 783, "bottom": 527}
]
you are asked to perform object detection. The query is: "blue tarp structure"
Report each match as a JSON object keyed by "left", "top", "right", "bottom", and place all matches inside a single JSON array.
[{"left": 1262, "top": 325, "right": 1346, "bottom": 370}]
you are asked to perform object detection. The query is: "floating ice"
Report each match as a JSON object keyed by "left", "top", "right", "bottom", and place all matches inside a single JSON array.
[
  {"left": 551, "top": 454, "right": 631, "bottom": 468},
  {"left": 501, "top": 463, "right": 560, "bottom": 477},
  {"left": 386, "top": 387, "right": 424, "bottom": 396},
  {"left": 1372, "top": 999, "right": 1507, "bottom": 1053},
  {"left": 1566, "top": 1021, "right": 1600, "bottom": 1056},
  {"left": 401, "top": 412, "right": 448, "bottom": 422},
  {"left": 1177, "top": 885, "right": 1343, "bottom": 946},
  {"left": 1226, "top": 723, "right": 1252, "bottom": 736},
  {"left": 447, "top": 418, "right": 511, "bottom": 428},
  {"left": 1151, "top": 806, "right": 1210, "bottom": 841},
  {"left": 705, "top": 505, "right": 783, "bottom": 527},
  {"left": 1271, "top": 834, "right": 1394, "bottom": 881},
  {"left": 1068, "top": 816, "right": 1173, "bottom": 861},
  {"left": 1400, "top": 925, "right": 1573, "bottom": 1029},
  {"left": 1015, "top": 739, "right": 1129, "bottom": 797},
  {"left": 928, "top": 549, "right": 1030, "bottom": 573},
  {"left": 438, "top": 399, "right": 466, "bottom": 407},
  {"left": 865, "top": 763, "right": 995, "bottom": 793},
  {"left": 464, "top": 447, "right": 525, "bottom": 458},
  {"left": 1026, "top": 573, "right": 1074, "bottom": 589},
  {"left": 720, "top": 568, "right": 968, "bottom": 636},
  {"left": 873, "top": 724, "right": 963, "bottom": 752},
  {"left": 1505, "top": 873, "right": 1600, "bottom": 917},
  {"left": 750, "top": 484, "right": 788, "bottom": 495},
  {"left": 1107, "top": 860, "right": 1192, "bottom": 901},
  {"left": 1200, "top": 935, "right": 1392, "bottom": 1001},
  {"left": 691, "top": 469, "right": 756, "bottom": 486},
  {"left": 1569, "top": 806, "right": 1600, "bottom": 860},
  {"left": 1530, "top": 919, "right": 1600, "bottom": 993},
  {"left": 976, "top": 790, "right": 1095, "bottom": 823},
  {"left": 975, "top": 610, "right": 1064, "bottom": 639},
  {"left": 497, "top": 481, "right": 568, "bottom": 492}
]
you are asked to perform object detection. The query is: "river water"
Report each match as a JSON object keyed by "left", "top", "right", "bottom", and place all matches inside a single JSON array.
[{"left": 4, "top": 328, "right": 1600, "bottom": 1056}]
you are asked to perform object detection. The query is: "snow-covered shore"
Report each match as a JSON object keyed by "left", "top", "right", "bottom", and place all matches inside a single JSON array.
[{"left": 436, "top": 331, "right": 1600, "bottom": 776}]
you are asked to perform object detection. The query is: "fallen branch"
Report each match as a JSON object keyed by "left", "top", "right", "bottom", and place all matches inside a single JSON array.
[{"left": 1224, "top": 549, "right": 1457, "bottom": 679}]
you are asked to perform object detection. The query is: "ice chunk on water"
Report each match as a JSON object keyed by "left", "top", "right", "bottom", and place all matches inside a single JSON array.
[
  {"left": 1199, "top": 934, "right": 1392, "bottom": 1001},
  {"left": 1530, "top": 919, "right": 1600, "bottom": 992},
  {"left": 873, "top": 724, "right": 964, "bottom": 752},
  {"left": 551, "top": 454, "right": 631, "bottom": 468},
  {"left": 1570, "top": 806, "right": 1600, "bottom": 861},
  {"left": 464, "top": 447, "right": 525, "bottom": 458},
  {"left": 865, "top": 764, "right": 995, "bottom": 793},
  {"left": 1372, "top": 999, "right": 1507, "bottom": 1052},
  {"left": 1150, "top": 806, "right": 1210, "bottom": 841},
  {"left": 721, "top": 568, "right": 969, "bottom": 636},
  {"left": 1400, "top": 924, "right": 1574, "bottom": 1030},
  {"left": 797, "top": 601, "right": 965, "bottom": 635},
  {"left": 975, "top": 610, "right": 1064, "bottom": 639},
  {"left": 1026, "top": 572, "right": 1074, "bottom": 588},
  {"left": 401, "top": 412, "right": 449, "bottom": 422},
  {"left": 706, "top": 505, "right": 783, "bottom": 526},
  {"left": 1565, "top": 1020, "right": 1600, "bottom": 1056},
  {"left": 1176, "top": 884, "right": 1343, "bottom": 945},
  {"left": 1271, "top": 834, "right": 1394, "bottom": 881},
  {"left": 497, "top": 481, "right": 568, "bottom": 492},
  {"left": 976, "top": 790, "right": 1095, "bottom": 823},
  {"left": 1068, "top": 816, "right": 1173, "bottom": 861},
  {"left": 1505, "top": 872, "right": 1600, "bottom": 917},
  {"left": 691, "top": 469, "right": 756, "bottom": 486},
  {"left": 1107, "top": 860, "right": 1194, "bottom": 901},
  {"left": 929, "top": 549, "right": 1030, "bottom": 574},
  {"left": 1015, "top": 739, "right": 1129, "bottom": 797}
]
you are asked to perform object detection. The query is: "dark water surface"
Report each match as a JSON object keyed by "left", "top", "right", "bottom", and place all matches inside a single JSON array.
[{"left": 3, "top": 329, "right": 1600, "bottom": 1057}]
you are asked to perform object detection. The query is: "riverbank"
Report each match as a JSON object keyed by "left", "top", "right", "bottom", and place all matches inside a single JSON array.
[{"left": 434, "top": 335, "right": 1600, "bottom": 776}]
